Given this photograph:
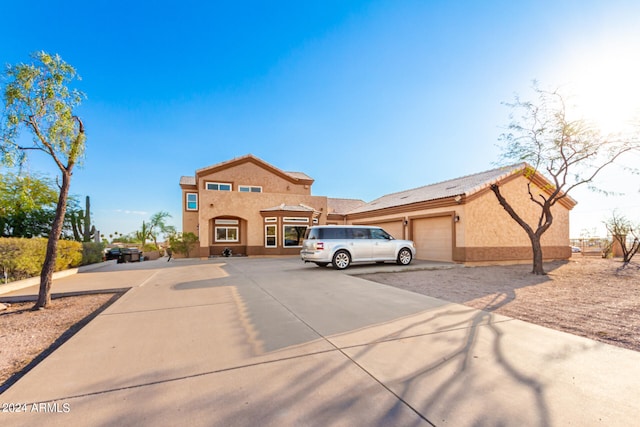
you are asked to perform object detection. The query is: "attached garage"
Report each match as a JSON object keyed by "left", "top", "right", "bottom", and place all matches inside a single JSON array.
[
  {"left": 340, "top": 162, "right": 575, "bottom": 264},
  {"left": 411, "top": 215, "right": 453, "bottom": 262}
]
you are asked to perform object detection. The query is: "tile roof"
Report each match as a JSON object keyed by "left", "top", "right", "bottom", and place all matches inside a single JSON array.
[
  {"left": 327, "top": 198, "right": 367, "bottom": 215},
  {"left": 261, "top": 203, "right": 318, "bottom": 212},
  {"left": 285, "top": 171, "right": 314, "bottom": 181},
  {"left": 195, "top": 154, "right": 314, "bottom": 182},
  {"left": 180, "top": 176, "right": 196, "bottom": 186},
  {"left": 347, "top": 163, "right": 530, "bottom": 214}
]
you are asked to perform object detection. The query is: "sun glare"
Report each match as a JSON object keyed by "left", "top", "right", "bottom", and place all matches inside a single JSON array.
[{"left": 567, "top": 47, "right": 640, "bottom": 135}]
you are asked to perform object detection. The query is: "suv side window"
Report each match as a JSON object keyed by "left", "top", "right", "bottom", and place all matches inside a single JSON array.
[
  {"left": 371, "top": 228, "right": 391, "bottom": 239},
  {"left": 347, "top": 228, "right": 370, "bottom": 239},
  {"left": 321, "top": 227, "right": 347, "bottom": 239}
]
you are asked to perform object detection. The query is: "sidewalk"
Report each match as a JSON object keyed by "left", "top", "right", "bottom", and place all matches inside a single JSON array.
[{"left": 2, "top": 257, "right": 639, "bottom": 426}]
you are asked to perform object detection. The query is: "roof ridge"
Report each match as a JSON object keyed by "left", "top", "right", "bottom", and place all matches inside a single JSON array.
[
  {"left": 328, "top": 196, "right": 366, "bottom": 202},
  {"left": 369, "top": 163, "right": 526, "bottom": 200},
  {"left": 194, "top": 154, "right": 313, "bottom": 182},
  {"left": 345, "top": 162, "right": 529, "bottom": 214}
]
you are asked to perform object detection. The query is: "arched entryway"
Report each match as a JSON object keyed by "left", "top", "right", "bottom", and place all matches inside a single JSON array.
[{"left": 209, "top": 216, "right": 247, "bottom": 256}]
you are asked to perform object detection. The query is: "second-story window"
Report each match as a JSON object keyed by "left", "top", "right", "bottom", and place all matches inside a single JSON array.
[
  {"left": 186, "top": 193, "right": 198, "bottom": 211},
  {"left": 239, "top": 185, "right": 262, "bottom": 193},
  {"left": 206, "top": 182, "right": 232, "bottom": 191}
]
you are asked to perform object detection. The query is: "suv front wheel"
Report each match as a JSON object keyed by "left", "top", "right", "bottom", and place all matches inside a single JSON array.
[
  {"left": 332, "top": 250, "right": 351, "bottom": 270},
  {"left": 396, "top": 247, "right": 413, "bottom": 265}
]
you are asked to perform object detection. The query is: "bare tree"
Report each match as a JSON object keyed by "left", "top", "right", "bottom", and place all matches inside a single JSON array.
[
  {"left": 604, "top": 210, "right": 640, "bottom": 266},
  {"left": 493, "top": 83, "right": 638, "bottom": 274},
  {"left": 1, "top": 52, "right": 86, "bottom": 308}
]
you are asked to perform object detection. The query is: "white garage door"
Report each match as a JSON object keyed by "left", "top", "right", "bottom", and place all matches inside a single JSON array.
[{"left": 412, "top": 216, "right": 453, "bottom": 262}]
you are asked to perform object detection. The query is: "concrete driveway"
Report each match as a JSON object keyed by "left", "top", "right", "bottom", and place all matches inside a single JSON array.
[{"left": 2, "top": 257, "right": 639, "bottom": 426}]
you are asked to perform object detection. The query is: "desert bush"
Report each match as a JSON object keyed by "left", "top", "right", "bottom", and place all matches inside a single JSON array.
[
  {"left": 82, "top": 241, "right": 105, "bottom": 265},
  {"left": 169, "top": 232, "right": 199, "bottom": 258},
  {"left": 142, "top": 243, "right": 158, "bottom": 252},
  {"left": 0, "top": 237, "right": 83, "bottom": 282}
]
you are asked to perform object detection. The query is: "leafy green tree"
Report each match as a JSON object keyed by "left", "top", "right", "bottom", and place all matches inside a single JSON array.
[
  {"left": 112, "top": 232, "right": 136, "bottom": 244},
  {"left": 494, "top": 83, "right": 638, "bottom": 275},
  {"left": 1, "top": 52, "right": 86, "bottom": 309},
  {"left": 148, "top": 211, "right": 175, "bottom": 249},
  {"left": 0, "top": 172, "right": 58, "bottom": 237}
]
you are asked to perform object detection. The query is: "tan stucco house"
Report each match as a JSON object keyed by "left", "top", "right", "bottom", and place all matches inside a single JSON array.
[{"left": 180, "top": 154, "right": 575, "bottom": 262}]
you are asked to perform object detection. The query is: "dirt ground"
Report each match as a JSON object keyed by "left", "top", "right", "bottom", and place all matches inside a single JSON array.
[
  {"left": 0, "top": 293, "right": 117, "bottom": 391},
  {"left": 1, "top": 256, "right": 638, "bottom": 392},
  {"left": 361, "top": 256, "right": 640, "bottom": 352}
]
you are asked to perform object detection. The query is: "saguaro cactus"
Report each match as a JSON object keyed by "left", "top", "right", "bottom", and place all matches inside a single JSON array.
[{"left": 71, "top": 195, "right": 96, "bottom": 242}]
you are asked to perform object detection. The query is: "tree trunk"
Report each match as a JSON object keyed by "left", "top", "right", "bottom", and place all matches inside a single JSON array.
[
  {"left": 529, "top": 232, "right": 545, "bottom": 275},
  {"left": 491, "top": 184, "right": 548, "bottom": 275},
  {"left": 34, "top": 171, "right": 71, "bottom": 309}
]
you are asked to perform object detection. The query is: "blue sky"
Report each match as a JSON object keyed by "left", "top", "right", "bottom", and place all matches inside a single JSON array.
[{"left": 2, "top": 0, "right": 639, "bottom": 239}]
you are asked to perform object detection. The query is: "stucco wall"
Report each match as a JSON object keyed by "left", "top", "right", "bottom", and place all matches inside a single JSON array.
[
  {"left": 198, "top": 161, "right": 311, "bottom": 195},
  {"left": 197, "top": 191, "right": 328, "bottom": 250},
  {"left": 465, "top": 176, "right": 570, "bottom": 248},
  {"left": 182, "top": 208, "right": 199, "bottom": 236},
  {"left": 343, "top": 175, "right": 571, "bottom": 263}
]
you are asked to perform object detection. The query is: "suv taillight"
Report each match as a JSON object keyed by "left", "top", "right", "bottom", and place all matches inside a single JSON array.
[{"left": 316, "top": 242, "right": 324, "bottom": 250}]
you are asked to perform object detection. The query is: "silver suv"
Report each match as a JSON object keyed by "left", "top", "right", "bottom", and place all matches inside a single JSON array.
[{"left": 300, "top": 225, "right": 416, "bottom": 269}]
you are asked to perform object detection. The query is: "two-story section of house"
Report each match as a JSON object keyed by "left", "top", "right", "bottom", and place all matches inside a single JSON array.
[{"left": 180, "top": 154, "right": 333, "bottom": 257}]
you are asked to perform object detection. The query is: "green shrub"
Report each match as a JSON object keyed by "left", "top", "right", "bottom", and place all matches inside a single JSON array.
[
  {"left": 82, "top": 241, "right": 105, "bottom": 265},
  {"left": 169, "top": 232, "right": 199, "bottom": 258},
  {"left": 57, "top": 239, "right": 83, "bottom": 270},
  {"left": 11, "top": 238, "right": 45, "bottom": 280},
  {"left": 142, "top": 243, "right": 158, "bottom": 252},
  {"left": 0, "top": 237, "right": 83, "bottom": 282}
]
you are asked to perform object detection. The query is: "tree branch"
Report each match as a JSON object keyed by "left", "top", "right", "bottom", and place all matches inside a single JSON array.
[{"left": 491, "top": 184, "right": 535, "bottom": 237}]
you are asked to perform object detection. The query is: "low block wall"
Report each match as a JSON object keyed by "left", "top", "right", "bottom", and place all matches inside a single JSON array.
[{"left": 0, "top": 260, "right": 116, "bottom": 296}]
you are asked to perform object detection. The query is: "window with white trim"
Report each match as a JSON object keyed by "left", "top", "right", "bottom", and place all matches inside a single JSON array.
[
  {"left": 265, "top": 225, "right": 277, "bottom": 247},
  {"left": 283, "top": 217, "right": 309, "bottom": 223},
  {"left": 215, "top": 227, "right": 238, "bottom": 242},
  {"left": 215, "top": 219, "right": 239, "bottom": 225},
  {"left": 214, "top": 219, "right": 239, "bottom": 242},
  {"left": 239, "top": 185, "right": 262, "bottom": 193},
  {"left": 283, "top": 225, "right": 307, "bottom": 247},
  {"left": 264, "top": 217, "right": 277, "bottom": 223},
  {"left": 186, "top": 193, "right": 198, "bottom": 211},
  {"left": 206, "top": 182, "right": 232, "bottom": 191}
]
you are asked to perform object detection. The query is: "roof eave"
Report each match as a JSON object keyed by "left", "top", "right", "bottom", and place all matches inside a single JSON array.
[{"left": 195, "top": 154, "right": 314, "bottom": 185}]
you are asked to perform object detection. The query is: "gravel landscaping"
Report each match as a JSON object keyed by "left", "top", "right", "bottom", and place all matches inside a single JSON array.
[{"left": 361, "top": 256, "right": 640, "bottom": 352}]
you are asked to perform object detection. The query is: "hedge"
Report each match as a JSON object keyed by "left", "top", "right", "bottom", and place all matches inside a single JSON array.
[
  {"left": 82, "top": 241, "right": 106, "bottom": 265},
  {"left": 0, "top": 237, "right": 94, "bottom": 283}
]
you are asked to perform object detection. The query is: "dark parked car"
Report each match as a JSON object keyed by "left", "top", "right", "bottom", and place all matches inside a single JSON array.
[
  {"left": 105, "top": 247, "right": 122, "bottom": 261},
  {"left": 119, "top": 248, "right": 141, "bottom": 263},
  {"left": 105, "top": 247, "right": 141, "bottom": 263}
]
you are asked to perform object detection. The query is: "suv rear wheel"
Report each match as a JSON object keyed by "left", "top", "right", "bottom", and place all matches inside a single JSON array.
[{"left": 332, "top": 250, "right": 351, "bottom": 270}]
